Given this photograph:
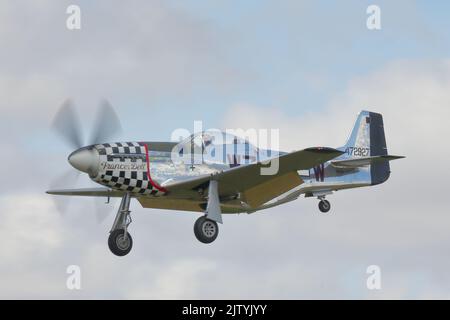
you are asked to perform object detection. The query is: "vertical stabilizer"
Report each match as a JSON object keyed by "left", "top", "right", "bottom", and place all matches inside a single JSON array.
[{"left": 341, "top": 111, "right": 390, "bottom": 185}]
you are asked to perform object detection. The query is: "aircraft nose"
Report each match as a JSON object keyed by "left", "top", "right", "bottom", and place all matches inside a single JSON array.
[{"left": 68, "top": 147, "right": 100, "bottom": 176}]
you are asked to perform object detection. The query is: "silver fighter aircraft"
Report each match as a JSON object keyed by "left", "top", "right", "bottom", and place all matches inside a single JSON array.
[{"left": 48, "top": 106, "right": 404, "bottom": 256}]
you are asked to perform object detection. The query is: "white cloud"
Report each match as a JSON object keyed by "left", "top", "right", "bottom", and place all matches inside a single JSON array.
[
  {"left": 220, "top": 59, "right": 450, "bottom": 298},
  {"left": 0, "top": 0, "right": 240, "bottom": 122},
  {"left": 0, "top": 195, "right": 64, "bottom": 262},
  {"left": 127, "top": 259, "right": 217, "bottom": 299},
  {"left": 0, "top": 195, "right": 67, "bottom": 298}
]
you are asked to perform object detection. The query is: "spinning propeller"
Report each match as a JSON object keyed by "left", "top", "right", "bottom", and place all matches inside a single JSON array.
[
  {"left": 52, "top": 99, "right": 122, "bottom": 150},
  {"left": 49, "top": 99, "right": 122, "bottom": 222}
]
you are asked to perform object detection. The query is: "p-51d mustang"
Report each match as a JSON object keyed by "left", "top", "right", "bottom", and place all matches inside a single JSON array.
[{"left": 47, "top": 105, "right": 404, "bottom": 257}]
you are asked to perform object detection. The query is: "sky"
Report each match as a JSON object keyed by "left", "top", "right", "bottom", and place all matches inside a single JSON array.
[{"left": 0, "top": 0, "right": 450, "bottom": 299}]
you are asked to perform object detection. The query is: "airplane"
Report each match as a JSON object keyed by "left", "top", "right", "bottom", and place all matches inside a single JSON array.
[{"left": 47, "top": 104, "right": 404, "bottom": 257}]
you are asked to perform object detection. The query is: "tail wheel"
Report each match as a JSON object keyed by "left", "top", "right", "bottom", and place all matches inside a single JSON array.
[
  {"left": 318, "top": 200, "right": 331, "bottom": 213},
  {"left": 194, "top": 216, "right": 219, "bottom": 244},
  {"left": 108, "top": 229, "right": 133, "bottom": 256}
]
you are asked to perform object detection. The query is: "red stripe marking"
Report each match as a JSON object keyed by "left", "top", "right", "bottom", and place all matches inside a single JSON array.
[{"left": 143, "top": 143, "right": 167, "bottom": 193}]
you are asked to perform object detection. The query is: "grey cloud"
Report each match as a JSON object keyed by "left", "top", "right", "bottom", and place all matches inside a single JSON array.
[{"left": 0, "top": 0, "right": 240, "bottom": 120}]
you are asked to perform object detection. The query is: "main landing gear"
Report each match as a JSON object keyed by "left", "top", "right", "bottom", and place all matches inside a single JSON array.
[
  {"left": 193, "top": 180, "right": 222, "bottom": 244},
  {"left": 318, "top": 196, "right": 331, "bottom": 213},
  {"left": 194, "top": 215, "right": 219, "bottom": 243},
  {"left": 108, "top": 192, "right": 133, "bottom": 256}
]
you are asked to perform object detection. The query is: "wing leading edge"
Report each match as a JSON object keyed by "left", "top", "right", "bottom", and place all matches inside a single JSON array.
[{"left": 46, "top": 188, "right": 125, "bottom": 197}]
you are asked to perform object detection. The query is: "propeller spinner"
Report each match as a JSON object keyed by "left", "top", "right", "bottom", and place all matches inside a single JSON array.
[{"left": 68, "top": 147, "right": 100, "bottom": 176}]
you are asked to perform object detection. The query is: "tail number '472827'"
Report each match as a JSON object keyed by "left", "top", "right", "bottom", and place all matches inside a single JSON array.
[{"left": 346, "top": 146, "right": 370, "bottom": 157}]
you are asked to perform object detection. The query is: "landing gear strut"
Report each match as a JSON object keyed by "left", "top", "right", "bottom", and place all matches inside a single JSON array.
[
  {"left": 108, "top": 192, "right": 133, "bottom": 256},
  {"left": 194, "top": 215, "right": 219, "bottom": 244},
  {"left": 318, "top": 196, "right": 331, "bottom": 213},
  {"left": 193, "top": 180, "right": 222, "bottom": 244}
]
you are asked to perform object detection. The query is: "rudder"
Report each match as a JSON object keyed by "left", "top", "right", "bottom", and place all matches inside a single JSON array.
[{"left": 368, "top": 112, "right": 390, "bottom": 185}]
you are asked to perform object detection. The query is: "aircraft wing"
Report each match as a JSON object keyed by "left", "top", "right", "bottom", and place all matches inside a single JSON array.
[
  {"left": 330, "top": 155, "right": 405, "bottom": 170},
  {"left": 164, "top": 147, "right": 343, "bottom": 206},
  {"left": 46, "top": 188, "right": 125, "bottom": 198}
]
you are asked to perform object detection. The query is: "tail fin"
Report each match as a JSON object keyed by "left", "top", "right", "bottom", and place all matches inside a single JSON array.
[{"left": 340, "top": 110, "right": 391, "bottom": 185}]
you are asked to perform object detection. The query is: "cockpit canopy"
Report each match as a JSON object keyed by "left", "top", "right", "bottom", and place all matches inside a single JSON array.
[
  {"left": 182, "top": 131, "right": 251, "bottom": 148},
  {"left": 173, "top": 131, "right": 259, "bottom": 165}
]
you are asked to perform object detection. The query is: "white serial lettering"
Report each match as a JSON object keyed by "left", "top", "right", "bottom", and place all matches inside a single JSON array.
[{"left": 226, "top": 304, "right": 267, "bottom": 317}]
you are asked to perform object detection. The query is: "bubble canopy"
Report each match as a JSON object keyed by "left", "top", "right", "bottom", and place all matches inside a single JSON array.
[
  {"left": 180, "top": 131, "right": 254, "bottom": 149},
  {"left": 174, "top": 131, "right": 260, "bottom": 165}
]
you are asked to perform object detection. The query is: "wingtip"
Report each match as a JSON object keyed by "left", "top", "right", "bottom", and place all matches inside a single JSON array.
[
  {"left": 46, "top": 190, "right": 62, "bottom": 195},
  {"left": 383, "top": 155, "right": 406, "bottom": 160}
]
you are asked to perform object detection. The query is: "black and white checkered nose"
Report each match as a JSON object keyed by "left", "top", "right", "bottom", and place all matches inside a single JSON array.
[{"left": 68, "top": 147, "right": 100, "bottom": 177}]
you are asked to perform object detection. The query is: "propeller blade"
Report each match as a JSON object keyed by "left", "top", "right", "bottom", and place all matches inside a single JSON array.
[
  {"left": 48, "top": 169, "right": 80, "bottom": 215},
  {"left": 50, "top": 99, "right": 122, "bottom": 220},
  {"left": 89, "top": 100, "right": 122, "bottom": 145},
  {"left": 52, "top": 100, "right": 84, "bottom": 149}
]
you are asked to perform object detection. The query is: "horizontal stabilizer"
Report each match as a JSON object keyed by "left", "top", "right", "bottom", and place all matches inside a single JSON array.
[{"left": 331, "top": 155, "right": 405, "bottom": 170}]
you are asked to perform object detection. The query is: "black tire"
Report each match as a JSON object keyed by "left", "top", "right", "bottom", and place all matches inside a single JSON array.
[
  {"left": 194, "top": 216, "right": 219, "bottom": 244},
  {"left": 108, "top": 229, "right": 133, "bottom": 256},
  {"left": 318, "top": 200, "right": 331, "bottom": 213}
]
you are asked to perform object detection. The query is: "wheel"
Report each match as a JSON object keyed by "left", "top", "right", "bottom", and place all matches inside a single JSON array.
[
  {"left": 108, "top": 229, "right": 133, "bottom": 256},
  {"left": 194, "top": 216, "right": 219, "bottom": 244},
  {"left": 318, "top": 200, "right": 331, "bottom": 213}
]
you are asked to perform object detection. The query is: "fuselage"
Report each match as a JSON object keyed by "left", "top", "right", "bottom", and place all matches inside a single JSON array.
[
  {"left": 62, "top": 110, "right": 398, "bottom": 216},
  {"left": 66, "top": 131, "right": 372, "bottom": 214}
]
